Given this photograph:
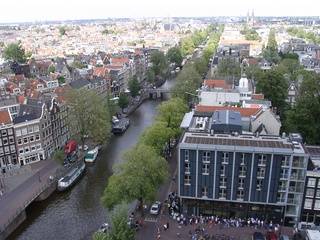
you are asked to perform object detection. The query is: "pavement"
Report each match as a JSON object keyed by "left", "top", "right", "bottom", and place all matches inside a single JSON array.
[{"left": 0, "top": 159, "right": 60, "bottom": 232}]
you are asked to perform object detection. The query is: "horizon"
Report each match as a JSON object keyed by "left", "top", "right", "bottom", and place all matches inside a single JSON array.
[{"left": 1, "top": 0, "right": 320, "bottom": 24}]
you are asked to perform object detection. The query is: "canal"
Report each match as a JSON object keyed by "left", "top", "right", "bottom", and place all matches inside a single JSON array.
[{"left": 9, "top": 78, "right": 176, "bottom": 240}]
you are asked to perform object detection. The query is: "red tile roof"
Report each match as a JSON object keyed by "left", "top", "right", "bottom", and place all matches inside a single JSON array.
[
  {"left": 195, "top": 105, "right": 261, "bottom": 117},
  {"left": 203, "top": 80, "right": 231, "bottom": 90},
  {"left": 93, "top": 67, "right": 109, "bottom": 77},
  {"left": 252, "top": 94, "right": 265, "bottom": 100},
  {"left": 111, "top": 57, "right": 129, "bottom": 65},
  {"left": 0, "top": 110, "right": 12, "bottom": 125}
]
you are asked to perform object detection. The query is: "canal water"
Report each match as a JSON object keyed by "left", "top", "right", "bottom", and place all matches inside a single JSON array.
[{"left": 10, "top": 79, "right": 176, "bottom": 240}]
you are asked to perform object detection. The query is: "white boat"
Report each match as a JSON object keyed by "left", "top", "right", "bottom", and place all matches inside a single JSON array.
[
  {"left": 57, "top": 163, "right": 86, "bottom": 191},
  {"left": 84, "top": 147, "right": 99, "bottom": 163}
]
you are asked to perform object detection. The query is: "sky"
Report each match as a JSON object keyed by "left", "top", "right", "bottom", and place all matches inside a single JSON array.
[{"left": 0, "top": 0, "right": 319, "bottom": 23}]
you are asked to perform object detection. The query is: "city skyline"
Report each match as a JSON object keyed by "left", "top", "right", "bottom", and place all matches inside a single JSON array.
[{"left": 1, "top": 0, "right": 320, "bottom": 23}]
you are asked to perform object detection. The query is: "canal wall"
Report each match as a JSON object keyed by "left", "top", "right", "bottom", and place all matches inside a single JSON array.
[{"left": 0, "top": 210, "right": 26, "bottom": 240}]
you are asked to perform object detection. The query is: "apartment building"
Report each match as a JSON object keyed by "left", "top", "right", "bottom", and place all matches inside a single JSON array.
[{"left": 178, "top": 110, "right": 309, "bottom": 226}]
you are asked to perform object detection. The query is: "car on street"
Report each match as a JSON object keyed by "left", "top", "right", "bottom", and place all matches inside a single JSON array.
[
  {"left": 252, "top": 232, "right": 266, "bottom": 240},
  {"left": 150, "top": 201, "right": 161, "bottom": 215},
  {"left": 266, "top": 231, "right": 278, "bottom": 240}
]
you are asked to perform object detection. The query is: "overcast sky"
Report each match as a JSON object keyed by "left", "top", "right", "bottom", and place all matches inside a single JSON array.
[{"left": 1, "top": 0, "right": 319, "bottom": 23}]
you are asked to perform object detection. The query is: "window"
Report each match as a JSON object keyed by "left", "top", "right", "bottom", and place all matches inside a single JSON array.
[
  {"left": 239, "top": 166, "right": 246, "bottom": 177},
  {"left": 202, "top": 186, "right": 208, "bottom": 197},
  {"left": 278, "top": 181, "right": 287, "bottom": 191},
  {"left": 34, "top": 125, "right": 39, "bottom": 132},
  {"left": 19, "top": 149, "right": 24, "bottom": 154},
  {"left": 308, "top": 178, "right": 316, "bottom": 188},
  {"left": 220, "top": 165, "right": 226, "bottom": 176},
  {"left": 185, "top": 162, "right": 190, "bottom": 173},
  {"left": 4, "top": 146, "right": 9, "bottom": 154},
  {"left": 219, "top": 188, "right": 226, "bottom": 199},
  {"left": 258, "top": 154, "right": 267, "bottom": 166},
  {"left": 21, "top": 128, "right": 27, "bottom": 135},
  {"left": 24, "top": 147, "right": 30, "bottom": 153},
  {"left": 240, "top": 153, "right": 245, "bottom": 165},
  {"left": 277, "top": 193, "right": 286, "bottom": 203},
  {"left": 316, "top": 190, "right": 320, "bottom": 198},
  {"left": 237, "top": 190, "right": 244, "bottom": 200},
  {"left": 35, "top": 134, "right": 40, "bottom": 141},
  {"left": 280, "top": 168, "right": 289, "bottom": 179},
  {"left": 257, "top": 167, "right": 265, "bottom": 178},
  {"left": 9, "top": 136, "right": 14, "bottom": 144},
  {"left": 304, "top": 199, "right": 313, "bottom": 209},
  {"left": 202, "top": 151, "right": 210, "bottom": 163},
  {"left": 17, "top": 139, "right": 22, "bottom": 145},
  {"left": 1, "top": 130, "right": 7, "bottom": 136},
  {"left": 222, "top": 152, "right": 229, "bottom": 164},
  {"left": 184, "top": 175, "right": 191, "bottom": 185},
  {"left": 306, "top": 188, "right": 315, "bottom": 197},
  {"left": 281, "top": 156, "right": 290, "bottom": 167},
  {"left": 238, "top": 178, "right": 244, "bottom": 189},
  {"left": 28, "top": 126, "right": 33, "bottom": 133},
  {"left": 29, "top": 136, "right": 34, "bottom": 142},
  {"left": 0, "top": 148, "right": 3, "bottom": 156},
  {"left": 202, "top": 163, "right": 209, "bottom": 175},
  {"left": 184, "top": 150, "right": 189, "bottom": 162},
  {"left": 10, "top": 145, "right": 15, "bottom": 152},
  {"left": 23, "top": 138, "right": 28, "bottom": 144},
  {"left": 15, "top": 129, "right": 22, "bottom": 137},
  {"left": 315, "top": 200, "right": 320, "bottom": 210},
  {"left": 220, "top": 177, "right": 227, "bottom": 187},
  {"left": 2, "top": 138, "right": 8, "bottom": 145},
  {"left": 31, "top": 145, "right": 36, "bottom": 152},
  {"left": 256, "top": 179, "right": 263, "bottom": 191}
]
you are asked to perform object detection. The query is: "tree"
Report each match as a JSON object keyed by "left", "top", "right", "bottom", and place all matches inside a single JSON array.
[
  {"left": 157, "top": 98, "right": 188, "bottom": 135},
  {"left": 284, "top": 72, "right": 320, "bottom": 144},
  {"left": 118, "top": 92, "right": 129, "bottom": 111},
  {"left": 166, "top": 47, "right": 183, "bottom": 66},
  {"left": 66, "top": 88, "right": 111, "bottom": 148},
  {"left": 180, "top": 37, "right": 195, "bottom": 57},
  {"left": 48, "top": 65, "right": 55, "bottom": 73},
  {"left": 255, "top": 69, "right": 289, "bottom": 114},
  {"left": 150, "top": 50, "right": 168, "bottom": 77},
  {"left": 3, "top": 42, "right": 27, "bottom": 63},
  {"left": 93, "top": 203, "right": 135, "bottom": 240},
  {"left": 172, "top": 64, "right": 202, "bottom": 102},
  {"left": 57, "top": 76, "right": 66, "bottom": 85},
  {"left": 59, "top": 26, "right": 67, "bottom": 36},
  {"left": 193, "top": 57, "right": 208, "bottom": 76},
  {"left": 216, "top": 58, "right": 241, "bottom": 79},
  {"left": 71, "top": 60, "right": 86, "bottom": 69},
  {"left": 101, "top": 144, "right": 168, "bottom": 210},
  {"left": 53, "top": 149, "right": 65, "bottom": 164},
  {"left": 146, "top": 69, "right": 155, "bottom": 84},
  {"left": 139, "top": 122, "right": 175, "bottom": 155},
  {"left": 128, "top": 76, "right": 140, "bottom": 97},
  {"left": 263, "top": 28, "right": 280, "bottom": 63}
]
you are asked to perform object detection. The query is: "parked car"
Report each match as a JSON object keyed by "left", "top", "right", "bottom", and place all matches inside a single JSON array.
[
  {"left": 266, "top": 231, "right": 278, "bottom": 240},
  {"left": 253, "top": 232, "right": 266, "bottom": 240},
  {"left": 150, "top": 201, "right": 161, "bottom": 215},
  {"left": 279, "top": 235, "right": 289, "bottom": 240}
]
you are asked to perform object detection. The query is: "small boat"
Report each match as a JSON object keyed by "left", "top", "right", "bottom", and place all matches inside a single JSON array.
[
  {"left": 84, "top": 146, "right": 99, "bottom": 163},
  {"left": 112, "top": 117, "right": 130, "bottom": 134},
  {"left": 57, "top": 163, "right": 86, "bottom": 191}
]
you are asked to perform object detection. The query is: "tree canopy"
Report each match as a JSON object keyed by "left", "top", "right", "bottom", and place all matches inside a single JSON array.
[
  {"left": 3, "top": 42, "right": 28, "bottom": 63},
  {"left": 166, "top": 46, "right": 183, "bottom": 66},
  {"left": 262, "top": 28, "right": 280, "bottom": 63},
  {"left": 101, "top": 144, "right": 168, "bottom": 210},
  {"left": 118, "top": 92, "right": 129, "bottom": 110},
  {"left": 150, "top": 50, "right": 168, "bottom": 77},
  {"left": 92, "top": 203, "right": 135, "bottom": 240},
  {"left": 66, "top": 88, "right": 111, "bottom": 146},
  {"left": 128, "top": 76, "right": 140, "bottom": 97}
]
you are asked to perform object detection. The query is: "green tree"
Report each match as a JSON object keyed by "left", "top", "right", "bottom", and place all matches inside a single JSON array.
[
  {"left": 146, "top": 68, "right": 155, "bottom": 84},
  {"left": 57, "top": 76, "right": 66, "bottom": 85},
  {"left": 172, "top": 64, "right": 202, "bottom": 102},
  {"left": 118, "top": 92, "right": 129, "bottom": 111},
  {"left": 66, "top": 88, "right": 111, "bottom": 148},
  {"left": 53, "top": 149, "right": 65, "bottom": 164},
  {"left": 284, "top": 72, "right": 320, "bottom": 144},
  {"left": 3, "top": 42, "right": 27, "bottom": 63},
  {"left": 139, "top": 121, "right": 175, "bottom": 155},
  {"left": 166, "top": 47, "right": 183, "bottom": 66},
  {"left": 256, "top": 69, "right": 288, "bottom": 114},
  {"left": 193, "top": 57, "right": 208, "bottom": 76},
  {"left": 128, "top": 76, "right": 140, "bottom": 97},
  {"left": 216, "top": 58, "right": 241, "bottom": 79},
  {"left": 263, "top": 28, "right": 280, "bottom": 63},
  {"left": 93, "top": 203, "right": 135, "bottom": 240},
  {"left": 102, "top": 144, "right": 168, "bottom": 210},
  {"left": 180, "top": 37, "right": 195, "bottom": 57},
  {"left": 71, "top": 60, "right": 86, "bottom": 69},
  {"left": 157, "top": 98, "right": 188, "bottom": 134},
  {"left": 59, "top": 26, "right": 67, "bottom": 36},
  {"left": 150, "top": 50, "right": 168, "bottom": 77},
  {"left": 48, "top": 65, "right": 55, "bottom": 73}
]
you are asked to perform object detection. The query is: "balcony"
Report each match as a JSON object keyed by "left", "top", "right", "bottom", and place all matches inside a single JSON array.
[
  {"left": 257, "top": 173, "right": 265, "bottom": 178},
  {"left": 185, "top": 168, "right": 190, "bottom": 174},
  {"left": 222, "top": 159, "right": 228, "bottom": 164},
  {"left": 220, "top": 183, "right": 227, "bottom": 188},
  {"left": 239, "top": 171, "right": 246, "bottom": 178}
]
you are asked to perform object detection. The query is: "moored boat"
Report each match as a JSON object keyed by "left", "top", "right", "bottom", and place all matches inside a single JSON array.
[
  {"left": 57, "top": 162, "right": 86, "bottom": 191},
  {"left": 84, "top": 146, "right": 99, "bottom": 163}
]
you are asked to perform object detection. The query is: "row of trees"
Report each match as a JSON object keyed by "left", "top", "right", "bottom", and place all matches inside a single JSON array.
[
  {"left": 240, "top": 25, "right": 261, "bottom": 41},
  {"left": 287, "top": 27, "right": 320, "bottom": 45}
]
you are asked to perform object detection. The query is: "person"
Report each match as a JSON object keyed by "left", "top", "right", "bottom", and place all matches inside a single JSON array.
[{"left": 166, "top": 222, "right": 169, "bottom": 229}]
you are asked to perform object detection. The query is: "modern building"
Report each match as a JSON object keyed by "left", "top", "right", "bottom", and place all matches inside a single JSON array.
[
  {"left": 301, "top": 145, "right": 320, "bottom": 225},
  {"left": 178, "top": 111, "right": 309, "bottom": 225}
]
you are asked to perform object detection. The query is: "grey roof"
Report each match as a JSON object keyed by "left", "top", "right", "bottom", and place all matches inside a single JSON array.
[
  {"left": 212, "top": 110, "right": 241, "bottom": 126},
  {"left": 69, "top": 79, "right": 90, "bottom": 89},
  {"left": 0, "top": 96, "right": 18, "bottom": 107},
  {"left": 13, "top": 103, "right": 43, "bottom": 124}
]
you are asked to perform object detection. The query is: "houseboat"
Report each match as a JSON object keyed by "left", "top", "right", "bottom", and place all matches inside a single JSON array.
[{"left": 57, "top": 162, "right": 86, "bottom": 191}]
